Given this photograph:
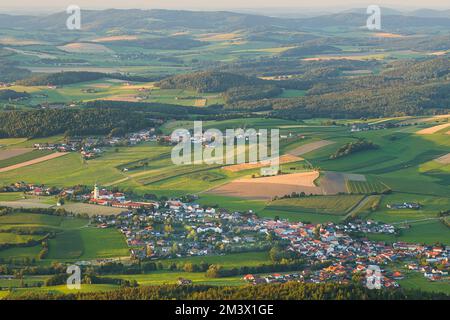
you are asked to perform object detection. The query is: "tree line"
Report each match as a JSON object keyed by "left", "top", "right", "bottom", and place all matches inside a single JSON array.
[
  {"left": 6, "top": 282, "right": 449, "bottom": 300},
  {"left": 15, "top": 71, "right": 159, "bottom": 86},
  {"left": 0, "top": 108, "right": 154, "bottom": 138}
]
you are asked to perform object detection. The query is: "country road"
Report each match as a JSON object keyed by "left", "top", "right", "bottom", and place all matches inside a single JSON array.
[{"left": 342, "top": 195, "right": 378, "bottom": 221}]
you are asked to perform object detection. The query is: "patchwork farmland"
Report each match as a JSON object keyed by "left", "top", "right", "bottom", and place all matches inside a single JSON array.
[{"left": 0, "top": 6, "right": 449, "bottom": 300}]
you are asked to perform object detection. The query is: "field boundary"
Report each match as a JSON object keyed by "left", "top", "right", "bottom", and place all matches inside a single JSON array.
[{"left": 0, "top": 152, "right": 68, "bottom": 173}]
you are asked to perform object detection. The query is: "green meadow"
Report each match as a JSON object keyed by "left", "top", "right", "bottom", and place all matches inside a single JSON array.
[
  {"left": 0, "top": 192, "right": 24, "bottom": 201},
  {"left": 366, "top": 219, "right": 450, "bottom": 245},
  {"left": 368, "top": 193, "right": 450, "bottom": 223},
  {"left": 0, "top": 212, "right": 128, "bottom": 262},
  {"left": 158, "top": 251, "right": 271, "bottom": 269},
  {"left": 398, "top": 272, "right": 450, "bottom": 295},
  {"left": 104, "top": 272, "right": 245, "bottom": 286},
  {"left": 266, "top": 195, "right": 365, "bottom": 215}
]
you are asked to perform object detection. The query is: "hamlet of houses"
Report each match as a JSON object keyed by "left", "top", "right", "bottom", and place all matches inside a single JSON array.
[{"left": 32, "top": 128, "right": 158, "bottom": 159}]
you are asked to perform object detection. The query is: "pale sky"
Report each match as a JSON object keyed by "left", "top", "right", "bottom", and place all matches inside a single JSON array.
[{"left": 0, "top": 0, "right": 449, "bottom": 12}]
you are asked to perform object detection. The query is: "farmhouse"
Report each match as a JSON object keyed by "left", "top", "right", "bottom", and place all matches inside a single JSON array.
[
  {"left": 387, "top": 202, "right": 421, "bottom": 209},
  {"left": 177, "top": 278, "right": 193, "bottom": 285},
  {"left": 261, "top": 167, "right": 279, "bottom": 176}
]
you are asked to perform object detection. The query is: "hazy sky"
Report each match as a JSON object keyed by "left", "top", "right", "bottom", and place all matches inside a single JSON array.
[{"left": 1, "top": 0, "right": 449, "bottom": 11}]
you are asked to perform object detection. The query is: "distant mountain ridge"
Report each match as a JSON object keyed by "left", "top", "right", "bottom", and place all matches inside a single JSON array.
[{"left": 0, "top": 8, "right": 449, "bottom": 32}]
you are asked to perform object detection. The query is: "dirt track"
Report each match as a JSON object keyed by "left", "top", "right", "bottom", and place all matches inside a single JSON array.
[
  {"left": 0, "top": 152, "right": 68, "bottom": 173},
  {"left": 435, "top": 153, "right": 450, "bottom": 164},
  {"left": 416, "top": 123, "right": 450, "bottom": 135}
]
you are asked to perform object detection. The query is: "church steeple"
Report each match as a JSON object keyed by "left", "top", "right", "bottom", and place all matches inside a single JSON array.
[{"left": 93, "top": 184, "right": 99, "bottom": 199}]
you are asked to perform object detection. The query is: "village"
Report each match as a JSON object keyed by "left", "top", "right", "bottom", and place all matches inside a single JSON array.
[
  {"left": 87, "top": 187, "right": 448, "bottom": 289},
  {"left": 32, "top": 128, "right": 159, "bottom": 159},
  {"left": 0, "top": 182, "right": 448, "bottom": 289}
]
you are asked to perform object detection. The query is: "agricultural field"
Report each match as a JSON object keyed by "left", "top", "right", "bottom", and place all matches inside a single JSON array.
[
  {"left": 367, "top": 193, "right": 450, "bottom": 224},
  {"left": 6, "top": 80, "right": 225, "bottom": 107},
  {"left": 47, "top": 227, "right": 129, "bottom": 260},
  {"left": 207, "top": 171, "right": 322, "bottom": 200},
  {"left": 265, "top": 195, "right": 365, "bottom": 216},
  {"left": 367, "top": 220, "right": 450, "bottom": 245},
  {"left": 158, "top": 251, "right": 272, "bottom": 269},
  {"left": 0, "top": 211, "right": 128, "bottom": 262},
  {"left": 0, "top": 119, "right": 449, "bottom": 246},
  {"left": 0, "top": 118, "right": 447, "bottom": 248},
  {"left": 0, "top": 150, "right": 52, "bottom": 169},
  {"left": 0, "top": 152, "right": 67, "bottom": 173},
  {"left": 0, "top": 138, "right": 28, "bottom": 147},
  {"left": 59, "top": 203, "right": 125, "bottom": 216},
  {"left": 0, "top": 275, "right": 49, "bottom": 289},
  {"left": 4, "top": 284, "right": 120, "bottom": 298},
  {"left": 0, "top": 148, "right": 32, "bottom": 160},
  {"left": 346, "top": 177, "right": 391, "bottom": 194},
  {"left": 0, "top": 6, "right": 449, "bottom": 301},
  {"left": 0, "top": 192, "right": 24, "bottom": 201},
  {"left": 398, "top": 272, "right": 450, "bottom": 295},
  {"left": 103, "top": 272, "right": 245, "bottom": 286}
]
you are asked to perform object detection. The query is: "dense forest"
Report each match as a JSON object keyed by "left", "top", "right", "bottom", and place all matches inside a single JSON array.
[
  {"left": 17, "top": 71, "right": 107, "bottom": 86},
  {"left": 157, "top": 71, "right": 265, "bottom": 93},
  {"left": 0, "top": 65, "right": 32, "bottom": 83},
  {"left": 16, "top": 71, "right": 157, "bottom": 86},
  {"left": 330, "top": 140, "right": 378, "bottom": 159},
  {"left": 83, "top": 100, "right": 218, "bottom": 116},
  {"left": 223, "top": 85, "right": 283, "bottom": 103},
  {"left": 221, "top": 57, "right": 450, "bottom": 118},
  {"left": 0, "top": 89, "right": 30, "bottom": 100},
  {"left": 6, "top": 282, "right": 449, "bottom": 300},
  {"left": 152, "top": 57, "right": 450, "bottom": 118},
  {"left": 111, "top": 36, "right": 206, "bottom": 50},
  {"left": 0, "top": 109, "right": 154, "bottom": 138},
  {"left": 281, "top": 44, "right": 342, "bottom": 57}
]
